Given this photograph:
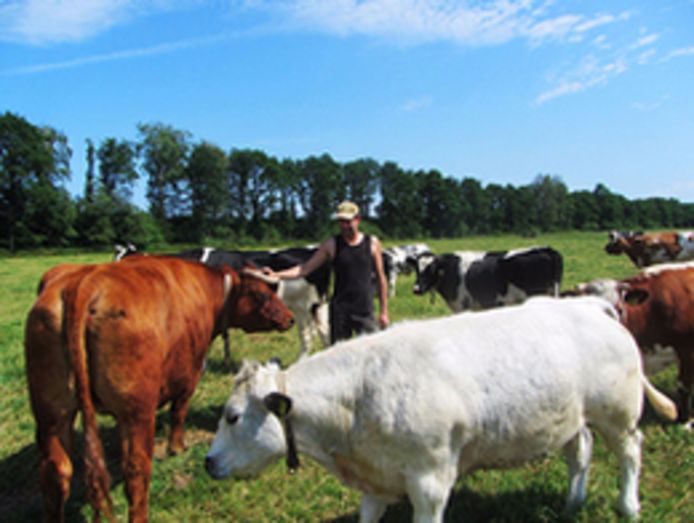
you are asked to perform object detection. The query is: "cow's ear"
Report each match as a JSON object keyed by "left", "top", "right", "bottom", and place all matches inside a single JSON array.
[
  {"left": 623, "top": 288, "right": 649, "bottom": 306},
  {"left": 264, "top": 392, "right": 292, "bottom": 418}
]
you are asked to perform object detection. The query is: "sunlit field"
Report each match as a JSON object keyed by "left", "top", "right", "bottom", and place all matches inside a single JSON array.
[{"left": 1, "top": 232, "right": 691, "bottom": 522}]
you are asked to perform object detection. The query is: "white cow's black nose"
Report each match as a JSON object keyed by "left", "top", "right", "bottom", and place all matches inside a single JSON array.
[{"left": 204, "top": 456, "right": 216, "bottom": 477}]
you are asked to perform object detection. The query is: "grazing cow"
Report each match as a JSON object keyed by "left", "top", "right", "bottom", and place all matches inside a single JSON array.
[
  {"left": 568, "top": 262, "right": 694, "bottom": 424},
  {"left": 605, "top": 230, "right": 694, "bottom": 267},
  {"left": 381, "top": 243, "right": 430, "bottom": 297},
  {"left": 413, "top": 246, "right": 563, "bottom": 312},
  {"left": 25, "top": 256, "right": 293, "bottom": 522},
  {"left": 205, "top": 297, "right": 675, "bottom": 522},
  {"left": 114, "top": 244, "right": 331, "bottom": 362}
]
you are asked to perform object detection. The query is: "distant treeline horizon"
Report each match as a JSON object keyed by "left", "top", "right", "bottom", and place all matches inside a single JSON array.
[{"left": 2, "top": 111, "right": 694, "bottom": 253}]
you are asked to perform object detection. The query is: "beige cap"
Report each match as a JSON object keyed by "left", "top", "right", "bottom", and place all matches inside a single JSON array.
[{"left": 333, "top": 200, "right": 360, "bottom": 220}]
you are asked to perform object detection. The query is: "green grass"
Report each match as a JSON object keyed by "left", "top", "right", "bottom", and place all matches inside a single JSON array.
[{"left": 1, "top": 232, "right": 691, "bottom": 522}]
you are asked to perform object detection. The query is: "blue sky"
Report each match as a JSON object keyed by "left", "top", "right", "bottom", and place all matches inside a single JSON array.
[{"left": 2, "top": 0, "right": 694, "bottom": 209}]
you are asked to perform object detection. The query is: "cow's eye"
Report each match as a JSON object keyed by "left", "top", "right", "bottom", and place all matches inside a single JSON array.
[{"left": 225, "top": 409, "right": 240, "bottom": 425}]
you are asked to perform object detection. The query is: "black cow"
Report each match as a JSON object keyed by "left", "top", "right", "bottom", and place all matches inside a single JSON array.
[
  {"left": 413, "top": 246, "right": 563, "bottom": 312},
  {"left": 114, "top": 244, "right": 331, "bottom": 364}
]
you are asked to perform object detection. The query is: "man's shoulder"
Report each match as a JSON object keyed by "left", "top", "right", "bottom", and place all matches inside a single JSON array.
[{"left": 319, "top": 236, "right": 337, "bottom": 258}]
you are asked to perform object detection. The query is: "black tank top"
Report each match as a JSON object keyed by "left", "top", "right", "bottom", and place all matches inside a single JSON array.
[{"left": 332, "top": 234, "right": 374, "bottom": 314}]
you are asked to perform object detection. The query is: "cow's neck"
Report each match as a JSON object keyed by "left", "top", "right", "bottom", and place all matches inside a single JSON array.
[{"left": 282, "top": 355, "right": 362, "bottom": 474}]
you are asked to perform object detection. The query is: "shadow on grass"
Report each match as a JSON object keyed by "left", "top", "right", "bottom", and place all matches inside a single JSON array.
[
  {"left": 0, "top": 424, "right": 123, "bottom": 523},
  {"left": 0, "top": 403, "right": 223, "bottom": 523},
  {"left": 325, "top": 485, "right": 570, "bottom": 523}
]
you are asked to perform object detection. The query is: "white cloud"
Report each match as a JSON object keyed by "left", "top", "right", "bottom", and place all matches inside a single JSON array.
[
  {"left": 263, "top": 1, "right": 628, "bottom": 47},
  {"left": 0, "top": 0, "right": 141, "bottom": 44},
  {"left": 2, "top": 34, "right": 227, "bottom": 75},
  {"left": 535, "top": 54, "right": 628, "bottom": 105},
  {"left": 0, "top": 0, "right": 191, "bottom": 45},
  {"left": 630, "top": 32, "right": 659, "bottom": 50},
  {"left": 402, "top": 95, "right": 433, "bottom": 112},
  {"left": 630, "top": 95, "right": 668, "bottom": 112},
  {"left": 665, "top": 46, "right": 694, "bottom": 59}
]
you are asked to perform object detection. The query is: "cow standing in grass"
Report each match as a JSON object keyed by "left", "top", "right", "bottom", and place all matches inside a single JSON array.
[
  {"left": 205, "top": 296, "right": 675, "bottom": 522},
  {"left": 25, "top": 256, "right": 294, "bottom": 522},
  {"left": 569, "top": 261, "right": 694, "bottom": 425},
  {"left": 413, "top": 246, "right": 563, "bottom": 312},
  {"left": 605, "top": 230, "right": 694, "bottom": 267},
  {"left": 381, "top": 243, "right": 430, "bottom": 297},
  {"left": 114, "top": 243, "right": 331, "bottom": 363}
]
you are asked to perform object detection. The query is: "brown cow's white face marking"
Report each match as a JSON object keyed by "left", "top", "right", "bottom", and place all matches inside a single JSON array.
[{"left": 205, "top": 361, "right": 286, "bottom": 479}]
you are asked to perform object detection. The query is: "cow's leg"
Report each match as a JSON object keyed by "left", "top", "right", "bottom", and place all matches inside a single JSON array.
[
  {"left": 223, "top": 330, "right": 231, "bottom": 369},
  {"left": 562, "top": 426, "right": 593, "bottom": 513},
  {"left": 168, "top": 391, "right": 195, "bottom": 455},
  {"left": 120, "top": 414, "right": 156, "bottom": 523},
  {"left": 358, "top": 494, "right": 388, "bottom": 523},
  {"left": 315, "top": 302, "right": 330, "bottom": 348},
  {"left": 26, "top": 317, "right": 79, "bottom": 522},
  {"left": 406, "top": 468, "right": 456, "bottom": 523},
  {"left": 601, "top": 426, "right": 642, "bottom": 518},
  {"left": 675, "top": 348, "right": 692, "bottom": 424},
  {"left": 294, "top": 311, "right": 312, "bottom": 358},
  {"left": 37, "top": 413, "right": 76, "bottom": 523}
]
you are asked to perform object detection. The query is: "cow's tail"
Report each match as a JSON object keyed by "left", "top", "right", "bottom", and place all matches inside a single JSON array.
[
  {"left": 642, "top": 375, "right": 678, "bottom": 421},
  {"left": 63, "top": 278, "right": 113, "bottom": 519}
]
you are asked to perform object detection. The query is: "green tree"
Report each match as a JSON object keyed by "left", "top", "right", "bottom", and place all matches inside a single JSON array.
[
  {"left": 569, "top": 190, "right": 600, "bottom": 230},
  {"left": 342, "top": 158, "right": 379, "bottom": 219},
  {"left": 227, "top": 149, "right": 279, "bottom": 240},
  {"left": 85, "top": 138, "right": 96, "bottom": 203},
  {"left": 137, "top": 122, "right": 192, "bottom": 226},
  {"left": 528, "top": 174, "right": 571, "bottom": 231},
  {"left": 97, "top": 137, "right": 138, "bottom": 201},
  {"left": 419, "top": 169, "right": 465, "bottom": 237},
  {"left": 459, "top": 177, "right": 489, "bottom": 234},
  {"left": 377, "top": 162, "right": 424, "bottom": 238},
  {"left": 0, "top": 112, "right": 71, "bottom": 252},
  {"left": 295, "top": 154, "right": 344, "bottom": 239},
  {"left": 187, "top": 141, "right": 229, "bottom": 241}
]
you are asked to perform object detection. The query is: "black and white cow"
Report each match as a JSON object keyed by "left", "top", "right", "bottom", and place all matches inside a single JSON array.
[
  {"left": 114, "top": 244, "right": 331, "bottom": 364},
  {"left": 413, "top": 246, "right": 563, "bottom": 312},
  {"left": 381, "top": 243, "right": 430, "bottom": 297}
]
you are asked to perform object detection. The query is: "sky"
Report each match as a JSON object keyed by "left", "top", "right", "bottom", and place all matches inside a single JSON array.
[{"left": 2, "top": 0, "right": 694, "bottom": 209}]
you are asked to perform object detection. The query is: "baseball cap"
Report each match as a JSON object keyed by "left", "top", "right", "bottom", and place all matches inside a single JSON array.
[{"left": 333, "top": 200, "right": 360, "bottom": 220}]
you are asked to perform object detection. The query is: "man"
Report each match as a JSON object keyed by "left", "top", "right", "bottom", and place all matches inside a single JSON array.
[{"left": 263, "top": 201, "right": 389, "bottom": 344}]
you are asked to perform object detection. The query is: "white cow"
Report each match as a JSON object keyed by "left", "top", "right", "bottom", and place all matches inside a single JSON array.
[
  {"left": 205, "top": 296, "right": 676, "bottom": 522},
  {"left": 382, "top": 243, "right": 430, "bottom": 297}
]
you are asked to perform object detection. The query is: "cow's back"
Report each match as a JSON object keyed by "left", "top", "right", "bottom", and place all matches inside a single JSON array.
[{"left": 292, "top": 297, "right": 640, "bottom": 471}]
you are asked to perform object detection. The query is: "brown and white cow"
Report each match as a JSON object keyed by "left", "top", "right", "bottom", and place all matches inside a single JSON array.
[
  {"left": 604, "top": 230, "right": 694, "bottom": 268},
  {"left": 570, "top": 262, "right": 694, "bottom": 425},
  {"left": 24, "top": 256, "right": 293, "bottom": 522}
]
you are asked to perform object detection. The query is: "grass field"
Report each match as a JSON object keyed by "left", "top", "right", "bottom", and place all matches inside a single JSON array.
[{"left": 1, "top": 232, "right": 691, "bottom": 522}]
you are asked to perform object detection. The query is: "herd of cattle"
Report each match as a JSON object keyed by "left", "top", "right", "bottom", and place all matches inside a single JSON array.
[{"left": 23, "top": 229, "right": 693, "bottom": 522}]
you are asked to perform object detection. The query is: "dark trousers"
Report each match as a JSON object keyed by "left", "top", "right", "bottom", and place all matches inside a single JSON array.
[{"left": 329, "top": 302, "right": 378, "bottom": 344}]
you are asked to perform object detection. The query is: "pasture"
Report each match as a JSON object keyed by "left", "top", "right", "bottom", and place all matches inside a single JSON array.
[{"left": 1, "top": 231, "right": 691, "bottom": 522}]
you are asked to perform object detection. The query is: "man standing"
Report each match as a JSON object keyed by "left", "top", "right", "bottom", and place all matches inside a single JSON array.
[{"left": 263, "top": 201, "right": 389, "bottom": 344}]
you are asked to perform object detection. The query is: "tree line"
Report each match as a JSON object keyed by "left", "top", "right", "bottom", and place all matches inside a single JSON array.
[{"left": 2, "top": 111, "right": 694, "bottom": 253}]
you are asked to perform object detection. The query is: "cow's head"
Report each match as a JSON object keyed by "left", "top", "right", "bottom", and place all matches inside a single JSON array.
[
  {"left": 113, "top": 242, "right": 138, "bottom": 261},
  {"left": 413, "top": 252, "right": 439, "bottom": 295},
  {"left": 604, "top": 231, "right": 644, "bottom": 255},
  {"left": 567, "top": 277, "right": 652, "bottom": 323},
  {"left": 205, "top": 359, "right": 292, "bottom": 479},
  {"left": 222, "top": 267, "right": 294, "bottom": 333}
]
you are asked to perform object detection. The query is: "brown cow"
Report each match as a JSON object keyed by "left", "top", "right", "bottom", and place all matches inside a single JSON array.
[
  {"left": 605, "top": 230, "right": 694, "bottom": 267},
  {"left": 25, "top": 256, "right": 293, "bottom": 522},
  {"left": 569, "top": 262, "right": 694, "bottom": 425}
]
